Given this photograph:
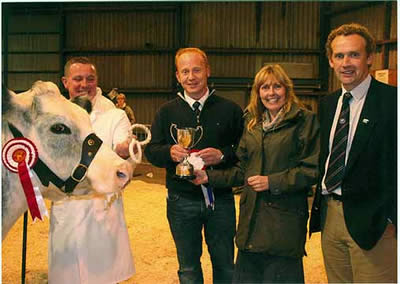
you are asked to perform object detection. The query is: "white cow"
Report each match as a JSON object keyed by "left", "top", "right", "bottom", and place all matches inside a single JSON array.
[{"left": 2, "top": 81, "right": 133, "bottom": 239}]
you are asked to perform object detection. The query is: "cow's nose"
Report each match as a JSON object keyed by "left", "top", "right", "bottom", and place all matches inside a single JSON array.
[{"left": 116, "top": 161, "right": 133, "bottom": 189}]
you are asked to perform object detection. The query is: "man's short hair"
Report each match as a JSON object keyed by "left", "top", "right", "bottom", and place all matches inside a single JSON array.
[
  {"left": 175, "top": 47, "right": 209, "bottom": 69},
  {"left": 325, "top": 23, "right": 376, "bottom": 59},
  {"left": 64, "top": 57, "right": 97, "bottom": 76}
]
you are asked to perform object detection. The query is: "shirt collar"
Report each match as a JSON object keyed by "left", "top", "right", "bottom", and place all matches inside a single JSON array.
[
  {"left": 117, "top": 102, "right": 127, "bottom": 109},
  {"left": 341, "top": 74, "right": 371, "bottom": 101},
  {"left": 184, "top": 88, "right": 210, "bottom": 110}
]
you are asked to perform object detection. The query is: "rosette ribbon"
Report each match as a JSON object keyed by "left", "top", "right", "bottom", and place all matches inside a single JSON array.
[{"left": 2, "top": 138, "right": 48, "bottom": 222}]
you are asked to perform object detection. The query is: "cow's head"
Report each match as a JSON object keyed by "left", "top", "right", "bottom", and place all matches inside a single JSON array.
[{"left": 2, "top": 81, "right": 133, "bottom": 200}]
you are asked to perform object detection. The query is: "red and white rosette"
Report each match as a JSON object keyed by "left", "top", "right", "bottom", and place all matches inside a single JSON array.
[{"left": 2, "top": 138, "right": 48, "bottom": 222}]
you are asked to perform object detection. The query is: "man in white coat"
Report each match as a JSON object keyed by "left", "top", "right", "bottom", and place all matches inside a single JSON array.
[{"left": 48, "top": 57, "right": 135, "bottom": 284}]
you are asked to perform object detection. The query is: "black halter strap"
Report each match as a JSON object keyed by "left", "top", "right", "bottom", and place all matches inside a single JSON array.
[
  {"left": 63, "top": 133, "right": 103, "bottom": 192},
  {"left": 8, "top": 123, "right": 103, "bottom": 194}
]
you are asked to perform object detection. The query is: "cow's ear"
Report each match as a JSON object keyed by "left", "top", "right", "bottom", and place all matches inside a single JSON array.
[
  {"left": 30, "top": 96, "right": 42, "bottom": 121},
  {"left": 2, "top": 85, "right": 27, "bottom": 116},
  {"left": 2, "top": 84, "right": 12, "bottom": 115},
  {"left": 71, "top": 95, "right": 92, "bottom": 114}
]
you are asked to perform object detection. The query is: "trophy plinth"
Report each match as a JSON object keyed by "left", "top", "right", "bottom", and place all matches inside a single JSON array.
[
  {"left": 170, "top": 124, "right": 203, "bottom": 180},
  {"left": 175, "top": 159, "right": 195, "bottom": 180}
]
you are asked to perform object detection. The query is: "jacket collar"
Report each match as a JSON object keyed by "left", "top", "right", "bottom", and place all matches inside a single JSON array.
[{"left": 246, "top": 104, "right": 304, "bottom": 134}]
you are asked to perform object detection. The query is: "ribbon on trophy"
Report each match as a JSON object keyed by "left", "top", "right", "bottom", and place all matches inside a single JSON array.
[
  {"left": 188, "top": 150, "right": 215, "bottom": 210},
  {"left": 2, "top": 137, "right": 48, "bottom": 221}
]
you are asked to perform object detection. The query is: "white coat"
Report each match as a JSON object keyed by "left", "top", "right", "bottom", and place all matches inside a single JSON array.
[{"left": 48, "top": 88, "right": 135, "bottom": 284}]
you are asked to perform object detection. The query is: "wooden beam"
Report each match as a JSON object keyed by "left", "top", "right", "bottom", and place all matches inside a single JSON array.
[{"left": 382, "top": 1, "right": 392, "bottom": 69}]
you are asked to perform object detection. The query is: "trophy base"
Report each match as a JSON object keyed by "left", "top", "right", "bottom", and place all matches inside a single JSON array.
[{"left": 173, "top": 174, "right": 196, "bottom": 180}]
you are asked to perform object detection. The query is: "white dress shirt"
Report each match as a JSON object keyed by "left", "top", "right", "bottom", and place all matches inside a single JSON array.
[
  {"left": 184, "top": 88, "right": 210, "bottom": 111},
  {"left": 322, "top": 75, "right": 371, "bottom": 195}
]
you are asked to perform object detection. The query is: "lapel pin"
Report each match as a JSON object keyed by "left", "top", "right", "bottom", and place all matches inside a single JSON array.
[{"left": 362, "top": 118, "right": 369, "bottom": 124}]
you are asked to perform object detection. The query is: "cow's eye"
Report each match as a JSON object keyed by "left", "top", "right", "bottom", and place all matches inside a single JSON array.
[{"left": 50, "top": 123, "right": 71, "bottom": 134}]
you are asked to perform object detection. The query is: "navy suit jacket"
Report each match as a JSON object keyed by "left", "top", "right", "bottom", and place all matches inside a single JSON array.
[{"left": 310, "top": 77, "right": 397, "bottom": 250}]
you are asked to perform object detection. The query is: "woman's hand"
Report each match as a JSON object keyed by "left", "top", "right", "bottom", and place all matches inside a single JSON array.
[
  {"left": 192, "top": 169, "right": 209, "bottom": 185},
  {"left": 247, "top": 175, "right": 269, "bottom": 192}
]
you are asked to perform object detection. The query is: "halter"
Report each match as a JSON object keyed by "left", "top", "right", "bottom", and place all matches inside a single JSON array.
[
  {"left": 128, "top": 123, "right": 152, "bottom": 164},
  {"left": 8, "top": 123, "right": 103, "bottom": 194}
]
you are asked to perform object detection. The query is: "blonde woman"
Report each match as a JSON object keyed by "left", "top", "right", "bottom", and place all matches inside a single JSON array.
[{"left": 193, "top": 64, "right": 319, "bottom": 283}]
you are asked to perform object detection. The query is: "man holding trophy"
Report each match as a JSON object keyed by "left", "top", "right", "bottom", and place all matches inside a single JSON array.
[{"left": 145, "top": 47, "right": 244, "bottom": 284}]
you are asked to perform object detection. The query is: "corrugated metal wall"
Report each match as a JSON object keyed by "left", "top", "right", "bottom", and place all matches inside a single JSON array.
[
  {"left": 261, "top": 2, "right": 320, "bottom": 49},
  {"left": 3, "top": 2, "right": 397, "bottom": 124},
  {"left": 64, "top": 8, "right": 177, "bottom": 91},
  {"left": 389, "top": 3, "right": 398, "bottom": 70},
  {"left": 184, "top": 2, "right": 256, "bottom": 48},
  {"left": 184, "top": 2, "right": 320, "bottom": 49},
  {"left": 182, "top": 2, "right": 322, "bottom": 112},
  {"left": 80, "top": 54, "right": 174, "bottom": 90},
  {"left": 5, "top": 9, "right": 61, "bottom": 90},
  {"left": 65, "top": 11, "right": 176, "bottom": 50}
]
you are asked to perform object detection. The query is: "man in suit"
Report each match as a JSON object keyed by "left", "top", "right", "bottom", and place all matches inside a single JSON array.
[{"left": 310, "top": 23, "right": 397, "bottom": 283}]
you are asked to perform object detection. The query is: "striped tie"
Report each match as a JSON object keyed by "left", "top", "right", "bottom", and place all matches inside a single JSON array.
[
  {"left": 193, "top": 101, "right": 201, "bottom": 123},
  {"left": 193, "top": 101, "right": 201, "bottom": 116},
  {"left": 325, "top": 92, "right": 353, "bottom": 192}
]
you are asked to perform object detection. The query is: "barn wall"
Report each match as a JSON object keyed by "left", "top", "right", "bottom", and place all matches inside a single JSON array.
[{"left": 2, "top": 2, "right": 397, "bottom": 124}]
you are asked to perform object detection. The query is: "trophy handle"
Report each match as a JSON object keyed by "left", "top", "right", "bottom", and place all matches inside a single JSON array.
[
  {"left": 170, "top": 123, "right": 178, "bottom": 144},
  {"left": 192, "top": 126, "right": 203, "bottom": 148}
]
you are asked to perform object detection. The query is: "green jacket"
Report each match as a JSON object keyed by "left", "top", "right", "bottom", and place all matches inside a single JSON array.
[{"left": 208, "top": 104, "right": 320, "bottom": 257}]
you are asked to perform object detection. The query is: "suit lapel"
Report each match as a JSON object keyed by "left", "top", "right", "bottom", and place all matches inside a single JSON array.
[{"left": 345, "top": 79, "right": 378, "bottom": 173}]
